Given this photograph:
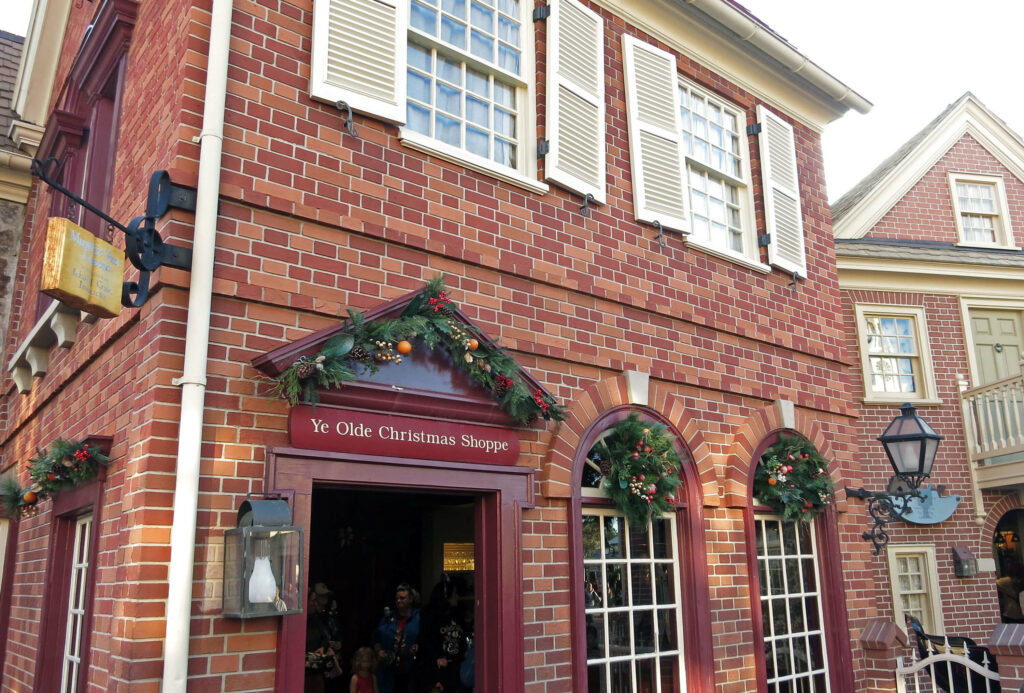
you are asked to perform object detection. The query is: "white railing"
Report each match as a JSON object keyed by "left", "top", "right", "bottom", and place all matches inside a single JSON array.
[
  {"left": 895, "top": 641, "right": 1001, "bottom": 693},
  {"left": 960, "top": 362, "right": 1024, "bottom": 464}
]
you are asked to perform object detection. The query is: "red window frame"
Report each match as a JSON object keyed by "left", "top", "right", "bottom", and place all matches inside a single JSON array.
[{"left": 567, "top": 406, "right": 715, "bottom": 692}]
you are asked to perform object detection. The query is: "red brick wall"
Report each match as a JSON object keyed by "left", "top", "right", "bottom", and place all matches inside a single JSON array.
[
  {"left": 0, "top": 0, "right": 868, "bottom": 691},
  {"left": 865, "top": 133, "right": 1024, "bottom": 247}
]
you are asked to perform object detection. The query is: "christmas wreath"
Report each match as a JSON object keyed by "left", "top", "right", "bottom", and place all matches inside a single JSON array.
[
  {"left": 273, "top": 277, "right": 565, "bottom": 426},
  {"left": 587, "top": 413, "right": 683, "bottom": 527},
  {"left": 0, "top": 438, "right": 110, "bottom": 518},
  {"left": 753, "top": 434, "right": 834, "bottom": 522}
]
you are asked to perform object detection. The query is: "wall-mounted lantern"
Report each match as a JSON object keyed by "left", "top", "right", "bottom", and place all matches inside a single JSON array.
[
  {"left": 845, "top": 403, "right": 944, "bottom": 554},
  {"left": 223, "top": 495, "right": 304, "bottom": 618},
  {"left": 952, "top": 546, "right": 978, "bottom": 578}
]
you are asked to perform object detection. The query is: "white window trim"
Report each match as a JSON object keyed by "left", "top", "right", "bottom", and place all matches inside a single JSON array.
[
  {"left": 679, "top": 79, "right": 760, "bottom": 265},
  {"left": 948, "top": 172, "right": 1018, "bottom": 250},
  {"left": 400, "top": 0, "right": 540, "bottom": 188},
  {"left": 886, "top": 543, "right": 943, "bottom": 636},
  {"left": 754, "top": 514, "right": 830, "bottom": 689},
  {"left": 854, "top": 304, "right": 941, "bottom": 405},
  {"left": 400, "top": 130, "right": 548, "bottom": 194},
  {"left": 581, "top": 505, "right": 686, "bottom": 690}
]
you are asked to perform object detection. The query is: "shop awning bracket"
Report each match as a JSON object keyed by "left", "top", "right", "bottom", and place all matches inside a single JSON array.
[{"left": 32, "top": 159, "right": 195, "bottom": 309}]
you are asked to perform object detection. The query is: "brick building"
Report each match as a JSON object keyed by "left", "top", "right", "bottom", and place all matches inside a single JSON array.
[
  {"left": 0, "top": 0, "right": 880, "bottom": 691},
  {"left": 834, "top": 92, "right": 1024, "bottom": 686}
]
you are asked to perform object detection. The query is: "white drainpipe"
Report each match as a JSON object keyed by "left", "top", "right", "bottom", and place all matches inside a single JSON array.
[{"left": 160, "top": 0, "right": 233, "bottom": 689}]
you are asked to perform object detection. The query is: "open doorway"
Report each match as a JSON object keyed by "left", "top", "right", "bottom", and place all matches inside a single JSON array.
[
  {"left": 994, "top": 509, "right": 1024, "bottom": 623},
  {"left": 305, "top": 486, "right": 476, "bottom": 691}
]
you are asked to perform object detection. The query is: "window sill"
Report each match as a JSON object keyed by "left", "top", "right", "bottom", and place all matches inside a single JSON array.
[
  {"left": 399, "top": 130, "right": 549, "bottom": 196},
  {"left": 861, "top": 396, "right": 942, "bottom": 407},
  {"left": 7, "top": 301, "right": 89, "bottom": 394},
  {"left": 684, "top": 236, "right": 770, "bottom": 274}
]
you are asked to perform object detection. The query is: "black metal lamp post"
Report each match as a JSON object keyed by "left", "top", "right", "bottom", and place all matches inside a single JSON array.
[{"left": 845, "top": 403, "right": 943, "bottom": 554}]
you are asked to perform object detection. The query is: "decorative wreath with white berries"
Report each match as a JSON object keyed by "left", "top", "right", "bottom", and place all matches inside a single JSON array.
[
  {"left": 587, "top": 413, "right": 683, "bottom": 528},
  {"left": 753, "top": 434, "right": 835, "bottom": 522}
]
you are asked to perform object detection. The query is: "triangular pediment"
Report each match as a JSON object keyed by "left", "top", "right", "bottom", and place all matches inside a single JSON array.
[
  {"left": 833, "top": 93, "right": 1024, "bottom": 239},
  {"left": 252, "top": 286, "right": 551, "bottom": 427}
]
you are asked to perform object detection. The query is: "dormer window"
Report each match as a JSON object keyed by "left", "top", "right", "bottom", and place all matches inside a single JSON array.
[{"left": 949, "top": 172, "right": 1016, "bottom": 249}]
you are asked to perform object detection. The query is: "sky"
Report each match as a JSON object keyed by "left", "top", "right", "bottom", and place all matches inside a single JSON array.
[{"left": 2, "top": 1, "right": 1023, "bottom": 200}]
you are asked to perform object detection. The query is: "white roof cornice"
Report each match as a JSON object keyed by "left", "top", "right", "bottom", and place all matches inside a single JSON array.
[{"left": 833, "top": 95, "right": 1024, "bottom": 239}]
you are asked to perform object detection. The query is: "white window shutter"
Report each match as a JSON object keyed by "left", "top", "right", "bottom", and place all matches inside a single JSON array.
[
  {"left": 621, "top": 35, "right": 687, "bottom": 233},
  {"left": 545, "top": 0, "right": 605, "bottom": 202},
  {"left": 757, "top": 105, "right": 806, "bottom": 276},
  {"left": 310, "top": 0, "right": 407, "bottom": 125}
]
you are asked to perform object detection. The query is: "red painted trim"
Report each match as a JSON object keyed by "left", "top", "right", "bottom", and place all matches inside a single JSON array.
[
  {"left": 34, "top": 466, "right": 106, "bottom": 693},
  {"left": 567, "top": 405, "right": 714, "bottom": 692},
  {"left": 268, "top": 446, "right": 532, "bottom": 693},
  {"left": 742, "top": 431, "right": 855, "bottom": 693}
]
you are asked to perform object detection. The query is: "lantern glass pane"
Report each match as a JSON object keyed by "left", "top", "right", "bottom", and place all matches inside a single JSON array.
[
  {"left": 224, "top": 526, "right": 304, "bottom": 618},
  {"left": 887, "top": 440, "right": 922, "bottom": 475}
]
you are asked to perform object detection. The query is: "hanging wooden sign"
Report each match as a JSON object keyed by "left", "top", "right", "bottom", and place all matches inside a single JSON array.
[{"left": 40, "top": 217, "right": 124, "bottom": 318}]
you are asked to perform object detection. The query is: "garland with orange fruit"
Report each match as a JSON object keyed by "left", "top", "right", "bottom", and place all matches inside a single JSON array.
[{"left": 273, "top": 276, "right": 565, "bottom": 426}]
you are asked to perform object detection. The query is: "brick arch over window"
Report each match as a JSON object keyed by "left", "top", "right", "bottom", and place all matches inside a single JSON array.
[
  {"left": 979, "top": 494, "right": 1024, "bottom": 561},
  {"left": 539, "top": 373, "right": 719, "bottom": 507},
  {"left": 728, "top": 401, "right": 857, "bottom": 691},
  {"left": 558, "top": 391, "right": 716, "bottom": 692},
  {"left": 720, "top": 401, "right": 846, "bottom": 510}
]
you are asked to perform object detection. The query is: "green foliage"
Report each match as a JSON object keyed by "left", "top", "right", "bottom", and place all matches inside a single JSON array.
[
  {"left": 272, "top": 276, "right": 566, "bottom": 426},
  {"left": 0, "top": 438, "right": 109, "bottom": 518},
  {"left": 27, "top": 438, "right": 110, "bottom": 500},
  {"left": 753, "top": 434, "right": 835, "bottom": 522},
  {"left": 0, "top": 477, "right": 26, "bottom": 519},
  {"left": 591, "top": 413, "right": 683, "bottom": 528}
]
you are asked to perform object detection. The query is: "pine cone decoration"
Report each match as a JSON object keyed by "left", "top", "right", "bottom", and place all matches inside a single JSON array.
[
  {"left": 349, "top": 345, "right": 370, "bottom": 362},
  {"left": 493, "top": 379, "right": 510, "bottom": 397},
  {"left": 439, "top": 306, "right": 455, "bottom": 318},
  {"left": 295, "top": 361, "right": 317, "bottom": 379},
  {"left": 599, "top": 460, "right": 613, "bottom": 477}
]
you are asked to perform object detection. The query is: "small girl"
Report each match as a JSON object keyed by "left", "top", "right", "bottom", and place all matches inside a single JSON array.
[{"left": 350, "top": 646, "right": 378, "bottom": 693}]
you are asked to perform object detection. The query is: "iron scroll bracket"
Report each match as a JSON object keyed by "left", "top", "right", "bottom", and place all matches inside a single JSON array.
[{"left": 32, "top": 159, "right": 194, "bottom": 309}]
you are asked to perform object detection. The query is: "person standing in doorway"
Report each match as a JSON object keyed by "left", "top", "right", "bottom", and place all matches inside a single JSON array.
[
  {"left": 419, "top": 574, "right": 467, "bottom": 693},
  {"left": 373, "top": 583, "right": 421, "bottom": 693}
]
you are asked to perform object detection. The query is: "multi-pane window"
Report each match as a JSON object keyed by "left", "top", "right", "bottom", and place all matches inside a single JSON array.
[
  {"left": 756, "top": 517, "right": 829, "bottom": 693},
  {"left": 949, "top": 173, "right": 1015, "bottom": 248},
  {"left": 864, "top": 315, "right": 920, "bottom": 395},
  {"left": 957, "top": 182, "right": 997, "bottom": 243},
  {"left": 582, "top": 510, "right": 685, "bottom": 692},
  {"left": 407, "top": 0, "right": 524, "bottom": 168},
  {"left": 855, "top": 305, "right": 937, "bottom": 403},
  {"left": 886, "top": 545, "right": 941, "bottom": 634},
  {"left": 680, "top": 84, "right": 748, "bottom": 255},
  {"left": 61, "top": 515, "right": 93, "bottom": 693}
]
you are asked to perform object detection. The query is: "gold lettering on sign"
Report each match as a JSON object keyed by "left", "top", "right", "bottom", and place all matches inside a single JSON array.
[{"left": 40, "top": 218, "right": 124, "bottom": 318}]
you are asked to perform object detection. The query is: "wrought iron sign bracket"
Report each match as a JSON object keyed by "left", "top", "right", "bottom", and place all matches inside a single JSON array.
[
  {"left": 844, "top": 485, "right": 920, "bottom": 555},
  {"left": 32, "top": 159, "right": 195, "bottom": 309}
]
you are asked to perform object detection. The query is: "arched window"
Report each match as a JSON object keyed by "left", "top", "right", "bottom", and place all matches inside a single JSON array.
[
  {"left": 570, "top": 408, "right": 710, "bottom": 692},
  {"left": 749, "top": 433, "right": 842, "bottom": 693}
]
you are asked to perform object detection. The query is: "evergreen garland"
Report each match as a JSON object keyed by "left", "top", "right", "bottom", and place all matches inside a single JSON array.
[
  {"left": 589, "top": 413, "right": 683, "bottom": 528},
  {"left": 0, "top": 438, "right": 110, "bottom": 518},
  {"left": 753, "top": 434, "right": 835, "bottom": 522},
  {"left": 273, "top": 277, "right": 566, "bottom": 426}
]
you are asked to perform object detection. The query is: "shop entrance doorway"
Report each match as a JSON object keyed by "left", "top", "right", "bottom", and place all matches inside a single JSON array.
[{"left": 306, "top": 485, "right": 476, "bottom": 687}]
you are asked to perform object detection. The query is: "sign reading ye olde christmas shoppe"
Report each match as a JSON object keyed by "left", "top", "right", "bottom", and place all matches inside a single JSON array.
[
  {"left": 40, "top": 218, "right": 125, "bottom": 318},
  {"left": 288, "top": 405, "right": 520, "bottom": 465}
]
